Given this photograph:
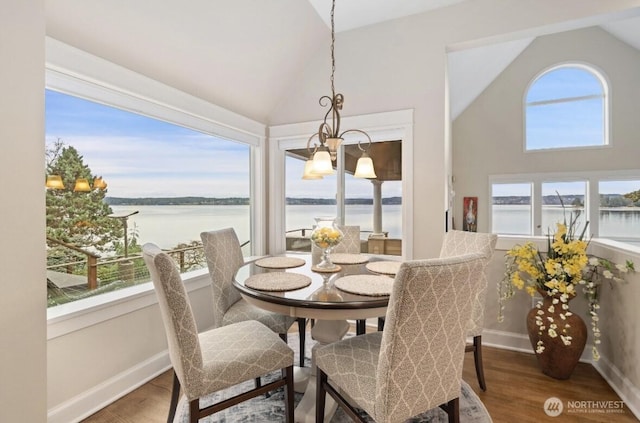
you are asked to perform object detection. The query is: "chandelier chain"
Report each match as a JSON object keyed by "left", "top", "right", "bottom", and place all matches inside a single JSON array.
[{"left": 330, "top": 0, "right": 335, "bottom": 98}]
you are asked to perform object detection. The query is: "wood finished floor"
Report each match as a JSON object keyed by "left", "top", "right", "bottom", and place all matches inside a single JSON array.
[{"left": 81, "top": 341, "right": 638, "bottom": 423}]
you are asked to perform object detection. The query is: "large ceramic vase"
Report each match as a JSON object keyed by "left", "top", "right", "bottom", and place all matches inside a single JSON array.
[
  {"left": 310, "top": 217, "right": 343, "bottom": 271},
  {"left": 526, "top": 290, "right": 587, "bottom": 380}
]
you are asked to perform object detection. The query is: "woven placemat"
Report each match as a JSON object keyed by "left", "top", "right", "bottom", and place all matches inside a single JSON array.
[
  {"left": 311, "top": 264, "right": 342, "bottom": 273},
  {"left": 334, "top": 274, "right": 393, "bottom": 296},
  {"left": 244, "top": 272, "right": 311, "bottom": 292},
  {"left": 255, "top": 256, "right": 306, "bottom": 269},
  {"left": 366, "top": 260, "right": 402, "bottom": 276},
  {"left": 330, "top": 253, "right": 369, "bottom": 265}
]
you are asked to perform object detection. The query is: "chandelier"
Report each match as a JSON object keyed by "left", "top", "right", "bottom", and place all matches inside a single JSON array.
[{"left": 302, "top": 0, "right": 377, "bottom": 180}]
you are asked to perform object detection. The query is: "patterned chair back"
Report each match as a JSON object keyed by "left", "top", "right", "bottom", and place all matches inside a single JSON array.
[
  {"left": 200, "top": 228, "right": 245, "bottom": 328},
  {"left": 311, "top": 225, "right": 361, "bottom": 258},
  {"left": 142, "top": 243, "right": 204, "bottom": 396},
  {"left": 439, "top": 230, "right": 497, "bottom": 336},
  {"left": 374, "top": 253, "right": 485, "bottom": 422},
  {"left": 332, "top": 225, "right": 361, "bottom": 254}
]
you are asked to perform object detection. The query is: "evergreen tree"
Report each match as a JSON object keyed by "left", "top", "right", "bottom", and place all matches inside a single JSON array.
[
  {"left": 46, "top": 143, "right": 122, "bottom": 254},
  {"left": 624, "top": 189, "right": 640, "bottom": 205}
]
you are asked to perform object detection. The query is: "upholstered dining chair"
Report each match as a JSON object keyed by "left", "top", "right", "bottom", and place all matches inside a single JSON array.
[
  {"left": 439, "top": 230, "right": 497, "bottom": 391},
  {"left": 200, "top": 228, "right": 307, "bottom": 368},
  {"left": 333, "top": 225, "right": 361, "bottom": 254},
  {"left": 316, "top": 253, "right": 486, "bottom": 423},
  {"left": 311, "top": 225, "right": 364, "bottom": 332},
  {"left": 142, "top": 243, "right": 294, "bottom": 423},
  {"left": 311, "top": 224, "right": 361, "bottom": 258}
]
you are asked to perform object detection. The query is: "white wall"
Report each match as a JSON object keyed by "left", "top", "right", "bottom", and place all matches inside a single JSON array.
[
  {"left": 452, "top": 26, "right": 640, "bottom": 232},
  {"left": 268, "top": 0, "right": 640, "bottom": 258},
  {"left": 0, "top": 1, "right": 47, "bottom": 422},
  {"left": 14, "top": 1, "right": 640, "bottom": 421},
  {"left": 452, "top": 26, "right": 640, "bottom": 416},
  {"left": 46, "top": 277, "right": 214, "bottom": 423}
]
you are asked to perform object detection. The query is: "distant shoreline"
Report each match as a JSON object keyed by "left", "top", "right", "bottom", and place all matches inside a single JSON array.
[{"left": 106, "top": 196, "right": 403, "bottom": 206}]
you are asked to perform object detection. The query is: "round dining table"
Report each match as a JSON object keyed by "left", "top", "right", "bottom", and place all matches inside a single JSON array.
[{"left": 233, "top": 252, "right": 399, "bottom": 423}]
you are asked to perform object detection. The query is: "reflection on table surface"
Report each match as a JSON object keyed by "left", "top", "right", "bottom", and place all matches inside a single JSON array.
[{"left": 233, "top": 253, "right": 393, "bottom": 311}]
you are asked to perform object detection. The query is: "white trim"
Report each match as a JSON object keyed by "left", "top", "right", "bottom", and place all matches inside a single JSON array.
[
  {"left": 268, "top": 109, "right": 414, "bottom": 258},
  {"left": 250, "top": 139, "right": 267, "bottom": 255},
  {"left": 489, "top": 169, "right": 640, "bottom": 239},
  {"left": 484, "top": 326, "right": 640, "bottom": 420},
  {"left": 46, "top": 37, "right": 265, "bottom": 146},
  {"left": 47, "top": 350, "right": 171, "bottom": 423},
  {"left": 47, "top": 270, "right": 210, "bottom": 339},
  {"left": 523, "top": 62, "right": 610, "bottom": 152},
  {"left": 45, "top": 38, "right": 270, "bottom": 325},
  {"left": 592, "top": 356, "right": 640, "bottom": 420}
]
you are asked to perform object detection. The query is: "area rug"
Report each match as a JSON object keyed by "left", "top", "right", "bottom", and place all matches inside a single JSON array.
[{"left": 173, "top": 333, "right": 493, "bottom": 422}]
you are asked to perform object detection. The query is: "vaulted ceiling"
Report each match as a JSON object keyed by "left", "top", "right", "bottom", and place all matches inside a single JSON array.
[{"left": 45, "top": 1, "right": 640, "bottom": 125}]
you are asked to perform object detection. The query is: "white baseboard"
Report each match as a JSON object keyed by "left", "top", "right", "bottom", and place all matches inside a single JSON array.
[
  {"left": 47, "top": 351, "right": 171, "bottom": 423},
  {"left": 482, "top": 328, "right": 534, "bottom": 353},
  {"left": 483, "top": 328, "right": 640, "bottom": 420},
  {"left": 592, "top": 355, "right": 640, "bottom": 419},
  {"left": 47, "top": 329, "right": 640, "bottom": 423}
]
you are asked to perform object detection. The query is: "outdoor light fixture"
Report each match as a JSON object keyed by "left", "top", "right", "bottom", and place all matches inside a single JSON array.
[
  {"left": 93, "top": 176, "right": 107, "bottom": 189},
  {"left": 45, "top": 175, "right": 65, "bottom": 189},
  {"left": 73, "top": 178, "right": 92, "bottom": 192},
  {"left": 46, "top": 175, "right": 108, "bottom": 191},
  {"left": 303, "top": 0, "right": 376, "bottom": 179}
]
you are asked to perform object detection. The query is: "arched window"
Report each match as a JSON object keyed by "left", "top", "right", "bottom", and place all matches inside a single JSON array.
[{"left": 525, "top": 64, "right": 608, "bottom": 151}]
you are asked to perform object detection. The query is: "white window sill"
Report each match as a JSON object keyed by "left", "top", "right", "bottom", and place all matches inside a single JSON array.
[{"left": 46, "top": 268, "right": 211, "bottom": 340}]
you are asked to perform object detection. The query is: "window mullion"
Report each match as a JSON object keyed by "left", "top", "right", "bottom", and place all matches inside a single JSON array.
[
  {"left": 533, "top": 181, "right": 542, "bottom": 236},
  {"left": 336, "top": 145, "right": 345, "bottom": 225}
]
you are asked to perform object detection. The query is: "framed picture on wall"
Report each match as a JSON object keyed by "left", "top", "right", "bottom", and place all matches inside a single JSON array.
[{"left": 463, "top": 197, "right": 478, "bottom": 232}]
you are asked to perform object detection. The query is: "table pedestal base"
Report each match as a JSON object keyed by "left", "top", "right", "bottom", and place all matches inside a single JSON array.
[{"left": 294, "top": 319, "right": 349, "bottom": 423}]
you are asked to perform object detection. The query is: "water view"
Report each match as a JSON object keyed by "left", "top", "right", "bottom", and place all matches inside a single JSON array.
[
  {"left": 111, "top": 204, "right": 640, "bottom": 251},
  {"left": 110, "top": 204, "right": 403, "bottom": 250},
  {"left": 493, "top": 205, "right": 640, "bottom": 245}
]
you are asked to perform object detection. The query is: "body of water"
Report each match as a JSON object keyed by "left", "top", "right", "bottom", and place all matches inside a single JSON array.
[
  {"left": 111, "top": 204, "right": 640, "bottom": 250},
  {"left": 493, "top": 205, "right": 640, "bottom": 245},
  {"left": 110, "top": 204, "right": 402, "bottom": 250}
]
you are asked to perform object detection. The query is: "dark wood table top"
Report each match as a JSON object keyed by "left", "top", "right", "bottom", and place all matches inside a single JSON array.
[{"left": 233, "top": 253, "right": 395, "bottom": 319}]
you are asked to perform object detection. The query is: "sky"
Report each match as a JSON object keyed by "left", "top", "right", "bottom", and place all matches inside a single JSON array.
[
  {"left": 46, "top": 89, "right": 402, "bottom": 199},
  {"left": 46, "top": 67, "right": 635, "bottom": 201}
]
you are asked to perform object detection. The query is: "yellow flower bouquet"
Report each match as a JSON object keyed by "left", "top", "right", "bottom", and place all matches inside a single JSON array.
[
  {"left": 310, "top": 226, "right": 343, "bottom": 249},
  {"left": 498, "top": 205, "right": 634, "bottom": 362}
]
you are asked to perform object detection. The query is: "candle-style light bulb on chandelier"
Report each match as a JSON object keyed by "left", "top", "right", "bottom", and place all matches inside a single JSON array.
[{"left": 302, "top": 0, "right": 377, "bottom": 180}]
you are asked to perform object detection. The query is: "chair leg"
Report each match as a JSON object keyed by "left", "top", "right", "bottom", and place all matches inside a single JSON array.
[
  {"left": 443, "top": 398, "right": 459, "bottom": 423},
  {"left": 297, "top": 318, "right": 306, "bottom": 367},
  {"left": 356, "top": 319, "right": 366, "bottom": 335},
  {"left": 284, "top": 366, "right": 295, "bottom": 423},
  {"left": 189, "top": 398, "right": 200, "bottom": 423},
  {"left": 316, "top": 369, "right": 328, "bottom": 423},
  {"left": 473, "top": 335, "right": 486, "bottom": 391},
  {"left": 167, "top": 371, "right": 181, "bottom": 423},
  {"left": 377, "top": 317, "right": 385, "bottom": 331}
]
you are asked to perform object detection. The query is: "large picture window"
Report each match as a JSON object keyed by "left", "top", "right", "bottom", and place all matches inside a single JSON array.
[{"left": 46, "top": 89, "right": 251, "bottom": 307}]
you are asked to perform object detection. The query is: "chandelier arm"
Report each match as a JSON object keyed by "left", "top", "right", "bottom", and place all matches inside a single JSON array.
[
  {"left": 339, "top": 129, "right": 373, "bottom": 152},
  {"left": 306, "top": 133, "right": 320, "bottom": 154},
  {"left": 318, "top": 122, "right": 334, "bottom": 145}
]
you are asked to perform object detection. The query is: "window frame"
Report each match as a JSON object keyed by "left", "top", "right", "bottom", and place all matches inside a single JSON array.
[
  {"left": 269, "top": 109, "right": 414, "bottom": 259},
  {"left": 46, "top": 37, "right": 267, "bottom": 334},
  {"left": 523, "top": 62, "right": 610, "bottom": 152},
  {"left": 490, "top": 170, "right": 640, "bottom": 245}
]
